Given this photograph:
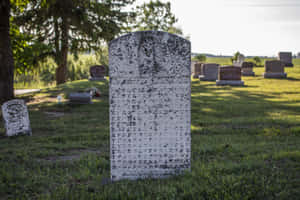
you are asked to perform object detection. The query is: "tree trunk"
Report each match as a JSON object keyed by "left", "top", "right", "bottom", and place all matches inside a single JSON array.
[
  {"left": 55, "top": 18, "right": 69, "bottom": 85},
  {"left": 0, "top": 0, "right": 14, "bottom": 104}
]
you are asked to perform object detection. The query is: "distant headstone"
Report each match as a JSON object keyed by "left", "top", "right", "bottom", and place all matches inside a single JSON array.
[
  {"left": 109, "top": 31, "right": 191, "bottom": 181},
  {"left": 263, "top": 60, "right": 287, "bottom": 78},
  {"left": 69, "top": 92, "right": 92, "bottom": 104},
  {"left": 278, "top": 52, "right": 293, "bottom": 67},
  {"left": 241, "top": 62, "right": 255, "bottom": 76},
  {"left": 216, "top": 66, "right": 244, "bottom": 86},
  {"left": 199, "top": 63, "right": 220, "bottom": 81},
  {"left": 1, "top": 99, "right": 32, "bottom": 137},
  {"left": 233, "top": 54, "right": 245, "bottom": 67},
  {"left": 191, "top": 62, "right": 202, "bottom": 78},
  {"left": 89, "top": 65, "right": 106, "bottom": 81}
]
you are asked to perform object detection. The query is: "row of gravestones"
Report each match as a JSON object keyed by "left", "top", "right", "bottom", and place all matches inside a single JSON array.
[
  {"left": 0, "top": 31, "right": 295, "bottom": 181},
  {"left": 192, "top": 54, "right": 292, "bottom": 85}
]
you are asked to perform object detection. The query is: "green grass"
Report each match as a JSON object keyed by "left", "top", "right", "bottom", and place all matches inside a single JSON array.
[{"left": 1, "top": 62, "right": 300, "bottom": 199}]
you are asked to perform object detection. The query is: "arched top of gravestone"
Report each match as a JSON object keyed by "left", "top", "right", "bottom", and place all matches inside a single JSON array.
[
  {"left": 90, "top": 65, "right": 106, "bottom": 78},
  {"left": 109, "top": 31, "right": 191, "bottom": 78}
]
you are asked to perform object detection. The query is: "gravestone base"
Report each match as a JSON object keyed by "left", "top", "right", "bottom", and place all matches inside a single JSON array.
[
  {"left": 69, "top": 93, "right": 92, "bottom": 104},
  {"left": 284, "top": 63, "right": 294, "bottom": 67},
  {"left": 89, "top": 77, "right": 106, "bottom": 81},
  {"left": 263, "top": 72, "right": 287, "bottom": 78},
  {"left": 199, "top": 75, "right": 216, "bottom": 81},
  {"left": 242, "top": 71, "right": 255, "bottom": 76},
  {"left": 216, "top": 80, "right": 244, "bottom": 86}
]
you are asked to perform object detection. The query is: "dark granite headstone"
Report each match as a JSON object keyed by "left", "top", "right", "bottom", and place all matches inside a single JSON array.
[
  {"left": 192, "top": 62, "right": 202, "bottom": 78},
  {"left": 216, "top": 66, "right": 244, "bottom": 86},
  {"left": 263, "top": 60, "right": 287, "bottom": 78},
  {"left": 109, "top": 31, "right": 191, "bottom": 181},
  {"left": 89, "top": 65, "right": 106, "bottom": 81},
  {"left": 1, "top": 99, "right": 32, "bottom": 136},
  {"left": 241, "top": 62, "right": 255, "bottom": 76},
  {"left": 278, "top": 52, "right": 293, "bottom": 67},
  {"left": 199, "top": 63, "right": 219, "bottom": 81}
]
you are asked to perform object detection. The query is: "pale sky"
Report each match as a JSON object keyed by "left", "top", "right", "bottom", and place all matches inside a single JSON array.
[{"left": 135, "top": 0, "right": 300, "bottom": 57}]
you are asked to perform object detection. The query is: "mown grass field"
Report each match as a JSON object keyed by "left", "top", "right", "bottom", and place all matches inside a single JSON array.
[{"left": 0, "top": 59, "right": 300, "bottom": 199}]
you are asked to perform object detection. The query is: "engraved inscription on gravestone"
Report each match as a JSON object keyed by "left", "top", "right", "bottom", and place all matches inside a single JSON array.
[
  {"left": 1, "top": 99, "right": 32, "bottom": 137},
  {"left": 263, "top": 60, "right": 287, "bottom": 78},
  {"left": 109, "top": 31, "right": 191, "bottom": 181}
]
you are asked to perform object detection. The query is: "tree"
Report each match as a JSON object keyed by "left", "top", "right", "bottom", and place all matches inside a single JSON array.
[
  {"left": 253, "top": 56, "right": 262, "bottom": 67},
  {"left": 134, "top": 0, "right": 177, "bottom": 32},
  {"left": 13, "top": 0, "right": 135, "bottom": 85},
  {"left": 0, "top": 0, "right": 14, "bottom": 103},
  {"left": 194, "top": 54, "right": 206, "bottom": 62}
]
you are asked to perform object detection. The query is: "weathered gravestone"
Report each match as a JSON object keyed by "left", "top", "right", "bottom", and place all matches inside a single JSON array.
[
  {"left": 263, "top": 60, "right": 287, "bottom": 78},
  {"left": 69, "top": 92, "right": 92, "bottom": 104},
  {"left": 278, "top": 52, "right": 293, "bottom": 67},
  {"left": 199, "top": 63, "right": 220, "bottom": 81},
  {"left": 89, "top": 65, "right": 106, "bottom": 81},
  {"left": 216, "top": 66, "right": 244, "bottom": 86},
  {"left": 241, "top": 62, "right": 255, "bottom": 76},
  {"left": 109, "top": 31, "right": 191, "bottom": 181},
  {"left": 1, "top": 99, "right": 32, "bottom": 136},
  {"left": 191, "top": 62, "right": 202, "bottom": 78}
]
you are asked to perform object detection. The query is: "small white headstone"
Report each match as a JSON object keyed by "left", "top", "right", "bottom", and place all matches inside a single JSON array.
[
  {"left": 109, "top": 31, "right": 191, "bottom": 181},
  {"left": 1, "top": 99, "right": 32, "bottom": 136}
]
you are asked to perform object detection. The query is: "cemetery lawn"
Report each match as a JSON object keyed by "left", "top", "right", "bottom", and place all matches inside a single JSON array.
[{"left": 0, "top": 66, "right": 300, "bottom": 199}]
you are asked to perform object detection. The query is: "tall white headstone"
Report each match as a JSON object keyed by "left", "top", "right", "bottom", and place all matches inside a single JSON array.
[
  {"left": 109, "top": 31, "right": 191, "bottom": 181},
  {"left": 1, "top": 99, "right": 32, "bottom": 136}
]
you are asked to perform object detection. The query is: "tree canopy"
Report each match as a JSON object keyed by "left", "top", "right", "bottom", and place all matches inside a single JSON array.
[{"left": 12, "top": 0, "right": 135, "bottom": 84}]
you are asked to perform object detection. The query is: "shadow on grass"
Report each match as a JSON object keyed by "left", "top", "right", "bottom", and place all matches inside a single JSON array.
[{"left": 191, "top": 81, "right": 300, "bottom": 134}]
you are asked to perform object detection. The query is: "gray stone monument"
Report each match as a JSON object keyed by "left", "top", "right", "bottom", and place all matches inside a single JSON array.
[
  {"left": 69, "top": 92, "right": 92, "bottom": 104},
  {"left": 199, "top": 63, "right": 219, "bottom": 81},
  {"left": 191, "top": 62, "right": 202, "bottom": 78},
  {"left": 241, "top": 62, "right": 255, "bottom": 76},
  {"left": 216, "top": 66, "right": 244, "bottom": 86},
  {"left": 89, "top": 65, "right": 106, "bottom": 81},
  {"left": 233, "top": 54, "right": 245, "bottom": 67},
  {"left": 109, "top": 31, "right": 191, "bottom": 181},
  {"left": 263, "top": 60, "right": 287, "bottom": 78},
  {"left": 1, "top": 99, "right": 32, "bottom": 137},
  {"left": 278, "top": 52, "right": 293, "bottom": 67}
]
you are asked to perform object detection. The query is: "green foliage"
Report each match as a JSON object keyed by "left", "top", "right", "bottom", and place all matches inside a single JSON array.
[
  {"left": 253, "top": 56, "right": 262, "bottom": 67},
  {"left": 194, "top": 54, "right": 207, "bottom": 62},
  {"left": 231, "top": 51, "right": 242, "bottom": 63},
  {"left": 11, "top": 0, "right": 135, "bottom": 84},
  {"left": 134, "top": 0, "right": 177, "bottom": 32}
]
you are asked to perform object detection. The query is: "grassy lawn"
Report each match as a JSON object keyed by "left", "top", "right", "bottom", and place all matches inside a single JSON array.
[{"left": 1, "top": 63, "right": 300, "bottom": 199}]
